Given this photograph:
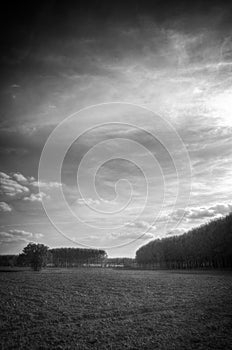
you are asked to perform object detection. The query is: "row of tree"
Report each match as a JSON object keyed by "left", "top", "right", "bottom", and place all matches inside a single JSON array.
[
  {"left": 15, "top": 244, "right": 107, "bottom": 270},
  {"left": 136, "top": 213, "right": 232, "bottom": 269},
  {"left": 0, "top": 250, "right": 135, "bottom": 270},
  {"left": 49, "top": 247, "right": 107, "bottom": 267},
  {"left": 2, "top": 213, "right": 232, "bottom": 271},
  {"left": 0, "top": 255, "right": 17, "bottom": 267}
]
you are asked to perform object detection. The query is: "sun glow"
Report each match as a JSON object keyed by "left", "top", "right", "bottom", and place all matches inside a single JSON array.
[{"left": 209, "top": 90, "right": 232, "bottom": 125}]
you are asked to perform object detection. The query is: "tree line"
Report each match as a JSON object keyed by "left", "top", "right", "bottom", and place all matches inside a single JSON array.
[
  {"left": 106, "top": 257, "right": 135, "bottom": 268},
  {"left": 49, "top": 247, "right": 107, "bottom": 267},
  {"left": 0, "top": 244, "right": 107, "bottom": 271},
  {"left": 136, "top": 213, "right": 232, "bottom": 269},
  {"left": 1, "top": 213, "right": 232, "bottom": 271}
]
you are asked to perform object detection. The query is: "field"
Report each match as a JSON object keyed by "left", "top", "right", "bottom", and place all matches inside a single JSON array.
[{"left": 0, "top": 268, "right": 232, "bottom": 350}]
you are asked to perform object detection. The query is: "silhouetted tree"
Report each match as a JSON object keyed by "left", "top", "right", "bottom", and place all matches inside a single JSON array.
[
  {"left": 136, "top": 213, "right": 232, "bottom": 269},
  {"left": 21, "top": 243, "right": 49, "bottom": 271}
]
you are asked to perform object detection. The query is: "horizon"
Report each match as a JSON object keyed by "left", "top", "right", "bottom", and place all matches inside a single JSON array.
[{"left": 1, "top": 211, "right": 231, "bottom": 259}]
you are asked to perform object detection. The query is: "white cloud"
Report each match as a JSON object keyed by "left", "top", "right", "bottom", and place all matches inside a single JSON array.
[
  {"left": 172, "top": 202, "right": 232, "bottom": 221},
  {"left": 0, "top": 171, "right": 58, "bottom": 206},
  {"left": 32, "top": 181, "right": 62, "bottom": 189},
  {"left": 8, "top": 229, "right": 33, "bottom": 237},
  {"left": 110, "top": 231, "right": 154, "bottom": 240},
  {"left": 0, "top": 229, "right": 44, "bottom": 244},
  {"left": 34, "top": 233, "right": 44, "bottom": 239},
  {"left": 0, "top": 202, "right": 12, "bottom": 212},
  {"left": 77, "top": 198, "right": 101, "bottom": 206},
  {"left": 0, "top": 173, "right": 30, "bottom": 200},
  {"left": 166, "top": 228, "right": 186, "bottom": 236},
  {"left": 12, "top": 173, "right": 28, "bottom": 184},
  {"left": 124, "top": 220, "right": 156, "bottom": 230},
  {"left": 208, "top": 203, "right": 232, "bottom": 215},
  {"left": 23, "top": 192, "right": 48, "bottom": 202},
  {"left": 186, "top": 208, "right": 216, "bottom": 219},
  {"left": 0, "top": 229, "right": 33, "bottom": 243},
  {"left": 0, "top": 172, "right": 10, "bottom": 179}
]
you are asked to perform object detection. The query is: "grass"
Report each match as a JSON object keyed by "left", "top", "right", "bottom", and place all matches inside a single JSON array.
[{"left": 0, "top": 268, "right": 232, "bottom": 349}]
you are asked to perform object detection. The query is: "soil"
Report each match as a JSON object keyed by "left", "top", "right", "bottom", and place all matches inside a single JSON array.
[{"left": 0, "top": 268, "right": 232, "bottom": 349}]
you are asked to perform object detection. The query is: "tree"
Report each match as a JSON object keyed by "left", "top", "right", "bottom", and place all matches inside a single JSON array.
[
  {"left": 49, "top": 247, "right": 107, "bottom": 267},
  {"left": 21, "top": 243, "right": 49, "bottom": 271},
  {"left": 136, "top": 213, "right": 232, "bottom": 269}
]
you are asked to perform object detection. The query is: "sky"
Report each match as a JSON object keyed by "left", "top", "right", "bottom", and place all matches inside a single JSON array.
[{"left": 0, "top": 0, "right": 232, "bottom": 257}]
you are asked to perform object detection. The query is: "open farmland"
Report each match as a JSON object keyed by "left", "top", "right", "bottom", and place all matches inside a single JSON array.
[{"left": 0, "top": 268, "right": 232, "bottom": 350}]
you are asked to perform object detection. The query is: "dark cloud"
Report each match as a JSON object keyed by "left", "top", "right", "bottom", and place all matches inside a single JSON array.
[
  {"left": 0, "top": 0, "right": 231, "bottom": 130},
  {"left": 1, "top": 1, "right": 232, "bottom": 75},
  {"left": 0, "top": 124, "right": 55, "bottom": 175}
]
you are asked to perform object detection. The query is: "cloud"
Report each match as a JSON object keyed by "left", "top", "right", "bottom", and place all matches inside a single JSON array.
[
  {"left": 76, "top": 197, "right": 109, "bottom": 206},
  {"left": 1, "top": 4, "right": 232, "bottom": 256},
  {"left": 166, "top": 228, "right": 186, "bottom": 236},
  {"left": 23, "top": 192, "right": 48, "bottom": 202},
  {"left": 34, "top": 233, "right": 44, "bottom": 239},
  {"left": 0, "top": 172, "right": 10, "bottom": 179},
  {"left": 0, "top": 229, "right": 43, "bottom": 244},
  {"left": 9, "top": 229, "right": 33, "bottom": 237},
  {"left": 0, "top": 171, "right": 60, "bottom": 206},
  {"left": 32, "top": 181, "right": 62, "bottom": 189},
  {"left": 124, "top": 221, "right": 156, "bottom": 230},
  {"left": 0, "top": 202, "right": 12, "bottom": 212},
  {"left": 110, "top": 231, "right": 154, "bottom": 241},
  {"left": 172, "top": 202, "right": 232, "bottom": 221},
  {"left": 0, "top": 229, "right": 33, "bottom": 243},
  {"left": 77, "top": 198, "right": 100, "bottom": 206},
  {"left": 208, "top": 203, "right": 232, "bottom": 215},
  {"left": 12, "top": 173, "right": 29, "bottom": 184},
  {"left": 0, "top": 172, "right": 30, "bottom": 200}
]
